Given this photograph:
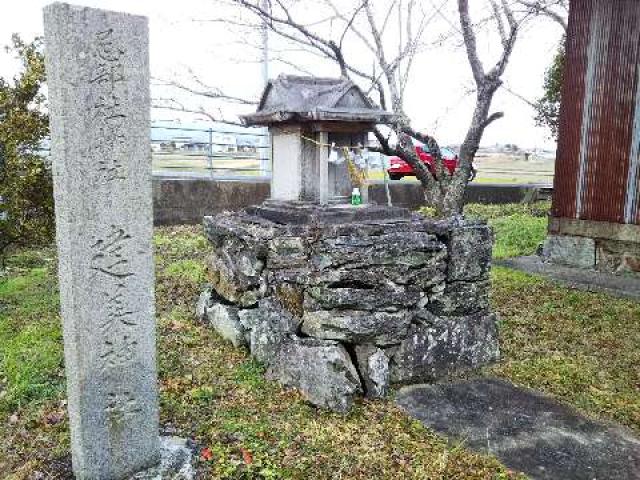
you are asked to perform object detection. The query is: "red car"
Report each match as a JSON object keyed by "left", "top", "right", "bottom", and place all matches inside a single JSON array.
[{"left": 387, "top": 143, "right": 458, "bottom": 180}]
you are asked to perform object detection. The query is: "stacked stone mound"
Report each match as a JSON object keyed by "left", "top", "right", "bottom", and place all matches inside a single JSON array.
[{"left": 197, "top": 210, "right": 499, "bottom": 412}]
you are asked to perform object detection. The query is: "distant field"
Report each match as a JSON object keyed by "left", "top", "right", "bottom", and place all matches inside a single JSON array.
[
  {"left": 152, "top": 152, "right": 555, "bottom": 184},
  {"left": 152, "top": 153, "right": 263, "bottom": 176},
  {"left": 473, "top": 153, "right": 555, "bottom": 184}
]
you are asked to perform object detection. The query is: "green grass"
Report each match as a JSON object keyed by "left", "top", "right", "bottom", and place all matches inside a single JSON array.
[
  {"left": 163, "top": 259, "right": 207, "bottom": 284},
  {"left": 463, "top": 202, "right": 550, "bottom": 220},
  {"left": 1, "top": 205, "right": 638, "bottom": 479},
  {"left": 422, "top": 202, "right": 550, "bottom": 259},
  {"left": 464, "top": 202, "right": 550, "bottom": 259},
  {"left": 490, "top": 267, "right": 640, "bottom": 429},
  {"left": 489, "top": 215, "right": 547, "bottom": 259},
  {"left": 0, "top": 226, "right": 522, "bottom": 479},
  {"left": 0, "top": 259, "right": 64, "bottom": 414}
]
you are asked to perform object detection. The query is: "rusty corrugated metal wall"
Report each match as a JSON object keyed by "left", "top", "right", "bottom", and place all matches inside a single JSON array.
[{"left": 552, "top": 0, "right": 640, "bottom": 225}]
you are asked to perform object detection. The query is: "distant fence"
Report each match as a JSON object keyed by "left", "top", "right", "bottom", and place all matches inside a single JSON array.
[
  {"left": 149, "top": 125, "right": 556, "bottom": 183},
  {"left": 150, "top": 124, "right": 271, "bottom": 178},
  {"left": 37, "top": 124, "right": 555, "bottom": 183}
]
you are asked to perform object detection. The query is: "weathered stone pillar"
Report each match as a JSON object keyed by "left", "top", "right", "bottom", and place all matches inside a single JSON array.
[
  {"left": 44, "top": 3, "right": 159, "bottom": 478},
  {"left": 318, "top": 131, "right": 329, "bottom": 205}
]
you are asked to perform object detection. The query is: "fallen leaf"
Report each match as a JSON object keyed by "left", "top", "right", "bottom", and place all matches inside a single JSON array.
[
  {"left": 43, "top": 411, "right": 65, "bottom": 425},
  {"left": 240, "top": 447, "right": 253, "bottom": 465},
  {"left": 200, "top": 447, "right": 214, "bottom": 462}
]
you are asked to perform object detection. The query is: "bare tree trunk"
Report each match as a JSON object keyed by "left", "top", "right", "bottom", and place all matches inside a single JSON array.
[
  {"left": 434, "top": 0, "right": 520, "bottom": 217},
  {"left": 443, "top": 84, "right": 500, "bottom": 215}
]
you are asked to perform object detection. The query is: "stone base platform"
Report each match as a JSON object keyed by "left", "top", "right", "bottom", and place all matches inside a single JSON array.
[
  {"left": 246, "top": 200, "right": 412, "bottom": 225},
  {"left": 197, "top": 203, "right": 499, "bottom": 412},
  {"left": 545, "top": 218, "right": 640, "bottom": 276}
]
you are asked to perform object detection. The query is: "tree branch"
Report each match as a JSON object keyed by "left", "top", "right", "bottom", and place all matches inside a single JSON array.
[
  {"left": 153, "top": 77, "right": 257, "bottom": 105},
  {"left": 234, "top": 0, "right": 349, "bottom": 76},
  {"left": 400, "top": 125, "right": 446, "bottom": 182},
  {"left": 482, "top": 111, "right": 504, "bottom": 129},
  {"left": 338, "top": 0, "right": 368, "bottom": 51},
  {"left": 490, "top": 0, "right": 508, "bottom": 47},
  {"left": 152, "top": 98, "right": 245, "bottom": 126},
  {"left": 516, "top": 0, "right": 568, "bottom": 31},
  {"left": 364, "top": 0, "right": 403, "bottom": 113},
  {"left": 457, "top": 0, "right": 485, "bottom": 86}
]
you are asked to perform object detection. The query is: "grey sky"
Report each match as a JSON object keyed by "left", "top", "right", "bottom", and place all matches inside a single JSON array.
[{"left": 0, "top": 0, "right": 564, "bottom": 149}]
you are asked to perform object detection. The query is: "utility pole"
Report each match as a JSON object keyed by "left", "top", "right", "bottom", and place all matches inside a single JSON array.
[
  {"left": 398, "top": 0, "right": 403, "bottom": 98},
  {"left": 261, "top": 0, "right": 269, "bottom": 86},
  {"left": 259, "top": 0, "right": 270, "bottom": 176}
]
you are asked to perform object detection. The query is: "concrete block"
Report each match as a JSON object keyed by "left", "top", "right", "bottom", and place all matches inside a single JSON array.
[{"left": 543, "top": 235, "right": 595, "bottom": 269}]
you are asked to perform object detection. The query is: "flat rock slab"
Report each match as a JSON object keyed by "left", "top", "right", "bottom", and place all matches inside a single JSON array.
[
  {"left": 497, "top": 256, "right": 640, "bottom": 301},
  {"left": 396, "top": 378, "right": 640, "bottom": 480},
  {"left": 246, "top": 201, "right": 412, "bottom": 225}
]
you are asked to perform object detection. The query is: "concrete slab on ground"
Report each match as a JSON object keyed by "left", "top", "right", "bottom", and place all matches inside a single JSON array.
[
  {"left": 396, "top": 378, "right": 640, "bottom": 480},
  {"left": 497, "top": 255, "right": 640, "bottom": 301}
]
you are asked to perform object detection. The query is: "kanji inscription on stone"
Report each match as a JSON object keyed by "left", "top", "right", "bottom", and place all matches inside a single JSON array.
[{"left": 44, "top": 3, "right": 159, "bottom": 478}]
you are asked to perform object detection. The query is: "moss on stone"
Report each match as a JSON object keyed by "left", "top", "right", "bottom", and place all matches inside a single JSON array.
[{"left": 275, "top": 283, "right": 304, "bottom": 318}]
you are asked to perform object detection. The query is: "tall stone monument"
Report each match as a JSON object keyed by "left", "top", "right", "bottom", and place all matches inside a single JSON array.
[{"left": 44, "top": 4, "right": 160, "bottom": 478}]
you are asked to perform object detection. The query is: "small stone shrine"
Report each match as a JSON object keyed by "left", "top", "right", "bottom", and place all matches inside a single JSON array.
[
  {"left": 198, "top": 75, "right": 499, "bottom": 412},
  {"left": 243, "top": 74, "right": 395, "bottom": 204}
]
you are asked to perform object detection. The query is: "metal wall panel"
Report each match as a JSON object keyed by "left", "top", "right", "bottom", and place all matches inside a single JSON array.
[
  {"left": 552, "top": 0, "right": 640, "bottom": 225},
  {"left": 552, "top": 0, "right": 592, "bottom": 219},
  {"left": 580, "top": 1, "right": 639, "bottom": 222},
  {"left": 627, "top": 50, "right": 640, "bottom": 224}
]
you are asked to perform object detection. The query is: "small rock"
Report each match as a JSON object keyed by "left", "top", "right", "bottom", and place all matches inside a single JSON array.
[
  {"left": 301, "top": 309, "right": 410, "bottom": 345},
  {"left": 447, "top": 224, "right": 493, "bottom": 281},
  {"left": 205, "top": 302, "right": 247, "bottom": 348},
  {"left": 354, "top": 345, "right": 390, "bottom": 398},
  {"left": 389, "top": 311, "right": 499, "bottom": 384},
  {"left": 248, "top": 299, "right": 300, "bottom": 365},
  {"left": 314, "top": 230, "right": 444, "bottom": 270},
  {"left": 250, "top": 320, "right": 288, "bottom": 366},
  {"left": 428, "top": 280, "right": 490, "bottom": 316},
  {"left": 267, "top": 236, "right": 308, "bottom": 268},
  {"left": 237, "top": 308, "right": 260, "bottom": 330},
  {"left": 267, "top": 337, "right": 362, "bottom": 412},
  {"left": 207, "top": 248, "right": 265, "bottom": 307},
  {"left": 304, "top": 285, "right": 421, "bottom": 312},
  {"left": 131, "top": 436, "right": 194, "bottom": 480},
  {"left": 195, "top": 286, "right": 212, "bottom": 322},
  {"left": 542, "top": 234, "right": 596, "bottom": 269}
]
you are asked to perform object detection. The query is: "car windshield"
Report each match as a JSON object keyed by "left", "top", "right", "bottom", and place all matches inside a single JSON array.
[
  {"left": 441, "top": 147, "right": 456, "bottom": 157},
  {"left": 412, "top": 140, "right": 456, "bottom": 157},
  {"left": 414, "top": 141, "right": 428, "bottom": 153}
]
